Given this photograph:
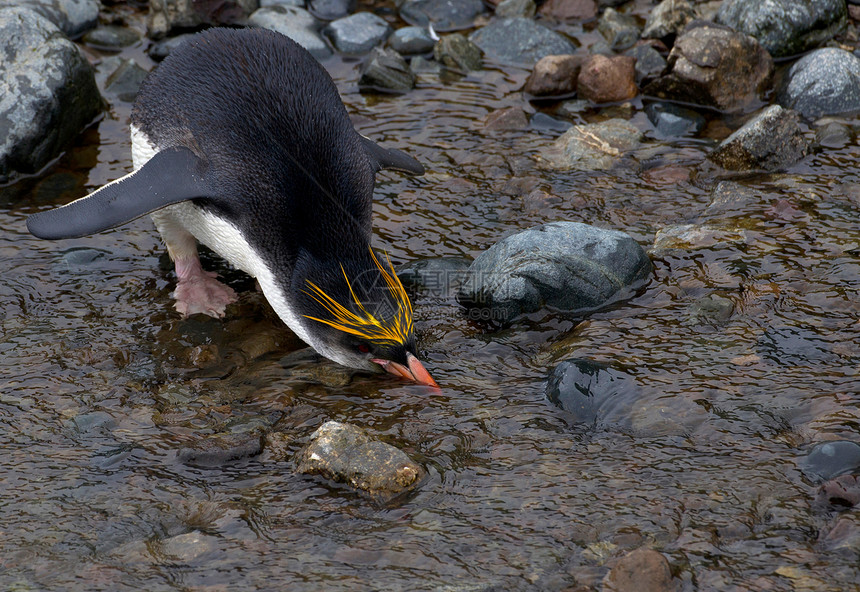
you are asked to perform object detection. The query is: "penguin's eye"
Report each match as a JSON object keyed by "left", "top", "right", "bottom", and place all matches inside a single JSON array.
[{"left": 357, "top": 343, "right": 371, "bottom": 354}]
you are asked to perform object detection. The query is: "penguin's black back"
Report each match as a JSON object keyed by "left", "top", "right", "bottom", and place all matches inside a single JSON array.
[{"left": 132, "top": 27, "right": 375, "bottom": 272}]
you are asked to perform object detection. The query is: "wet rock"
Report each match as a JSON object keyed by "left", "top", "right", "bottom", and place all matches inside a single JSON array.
[
  {"left": 545, "top": 358, "right": 640, "bottom": 425},
  {"left": 801, "top": 441, "right": 860, "bottom": 483},
  {"left": 816, "top": 121, "right": 852, "bottom": 149},
  {"left": 643, "top": 21, "right": 773, "bottom": 113},
  {"left": 539, "top": 118, "right": 643, "bottom": 171},
  {"left": 578, "top": 54, "right": 638, "bottom": 103},
  {"left": 523, "top": 54, "right": 583, "bottom": 97},
  {"left": 495, "top": 0, "right": 535, "bottom": 19},
  {"left": 410, "top": 55, "right": 443, "bottom": 75},
  {"left": 457, "top": 221, "right": 651, "bottom": 322},
  {"left": 604, "top": 548, "right": 674, "bottom": 592},
  {"left": 598, "top": 7, "right": 640, "bottom": 52},
  {"left": 398, "top": 257, "right": 471, "bottom": 297},
  {"left": 483, "top": 106, "right": 529, "bottom": 131},
  {"left": 688, "top": 293, "right": 734, "bottom": 324},
  {"left": 703, "top": 181, "right": 762, "bottom": 217},
  {"left": 645, "top": 102, "right": 705, "bottom": 138},
  {"left": 248, "top": 5, "right": 331, "bottom": 59},
  {"left": 400, "top": 0, "right": 484, "bottom": 32},
  {"left": 821, "top": 516, "right": 860, "bottom": 551},
  {"left": 82, "top": 25, "right": 141, "bottom": 49},
  {"left": 470, "top": 17, "right": 576, "bottom": 66},
  {"left": 816, "top": 474, "right": 860, "bottom": 509},
  {"left": 324, "top": 11, "right": 391, "bottom": 54},
  {"left": 358, "top": 47, "right": 416, "bottom": 93},
  {"left": 625, "top": 44, "right": 667, "bottom": 85},
  {"left": 434, "top": 33, "right": 483, "bottom": 72},
  {"left": 148, "top": 0, "right": 258, "bottom": 39},
  {"left": 388, "top": 26, "right": 435, "bottom": 55},
  {"left": 308, "top": 0, "right": 353, "bottom": 20},
  {"left": 147, "top": 33, "right": 194, "bottom": 61},
  {"left": 530, "top": 112, "right": 572, "bottom": 132},
  {"left": 778, "top": 48, "right": 860, "bottom": 119},
  {"left": 538, "top": 0, "right": 597, "bottom": 22},
  {"left": 177, "top": 432, "right": 264, "bottom": 467},
  {"left": 105, "top": 59, "right": 149, "bottom": 103},
  {"left": 297, "top": 421, "right": 425, "bottom": 502},
  {"left": 708, "top": 105, "right": 809, "bottom": 172},
  {"left": 0, "top": 7, "right": 102, "bottom": 183},
  {"left": 716, "top": 0, "right": 847, "bottom": 59},
  {"left": 160, "top": 531, "right": 217, "bottom": 562},
  {"left": 60, "top": 246, "right": 106, "bottom": 267},
  {"left": 0, "top": 0, "right": 99, "bottom": 38},
  {"left": 651, "top": 224, "right": 746, "bottom": 252},
  {"left": 642, "top": 0, "right": 696, "bottom": 45}
]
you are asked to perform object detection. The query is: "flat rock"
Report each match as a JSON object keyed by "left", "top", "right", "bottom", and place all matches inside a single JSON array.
[
  {"left": 651, "top": 224, "right": 747, "bottom": 252},
  {"left": 177, "top": 432, "right": 264, "bottom": 467},
  {"left": 716, "top": 0, "right": 847, "bottom": 58},
  {"left": 82, "top": 25, "right": 141, "bottom": 49},
  {"left": 400, "top": 0, "right": 484, "bottom": 32},
  {"left": 457, "top": 221, "right": 651, "bottom": 322},
  {"left": 643, "top": 20, "right": 773, "bottom": 113},
  {"left": 358, "top": 47, "right": 416, "bottom": 93},
  {"left": 801, "top": 440, "right": 860, "bottom": 483},
  {"left": 0, "top": 7, "right": 102, "bottom": 183},
  {"left": 148, "top": 0, "right": 258, "bottom": 39},
  {"left": 708, "top": 105, "right": 809, "bottom": 171},
  {"left": 324, "top": 11, "right": 391, "bottom": 54},
  {"left": 642, "top": 0, "right": 696, "bottom": 44},
  {"left": 545, "top": 358, "right": 641, "bottom": 425},
  {"left": 495, "top": 0, "right": 535, "bottom": 18},
  {"left": 434, "top": 33, "right": 483, "bottom": 72},
  {"left": 483, "top": 106, "right": 529, "bottom": 131},
  {"left": 538, "top": 0, "right": 597, "bottom": 22},
  {"left": 523, "top": 54, "right": 583, "bottom": 97},
  {"left": 469, "top": 17, "right": 576, "bottom": 66},
  {"left": 0, "top": 0, "right": 99, "bottom": 38},
  {"left": 578, "top": 54, "right": 638, "bottom": 103},
  {"left": 778, "top": 48, "right": 860, "bottom": 119},
  {"left": 248, "top": 5, "right": 331, "bottom": 59},
  {"left": 625, "top": 44, "right": 667, "bottom": 85},
  {"left": 645, "top": 102, "right": 705, "bottom": 137},
  {"left": 388, "top": 26, "right": 435, "bottom": 55},
  {"left": 604, "top": 548, "right": 674, "bottom": 592},
  {"left": 308, "top": 0, "right": 354, "bottom": 20},
  {"left": 539, "top": 118, "right": 643, "bottom": 171},
  {"left": 598, "top": 7, "right": 640, "bottom": 51},
  {"left": 297, "top": 421, "right": 425, "bottom": 503}
]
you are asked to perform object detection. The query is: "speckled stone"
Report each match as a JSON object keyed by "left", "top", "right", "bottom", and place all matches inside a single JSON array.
[
  {"left": 778, "top": 48, "right": 860, "bottom": 118},
  {"left": 324, "top": 11, "right": 391, "bottom": 54},
  {"left": 388, "top": 26, "right": 435, "bottom": 55},
  {"left": 708, "top": 105, "right": 809, "bottom": 171}
]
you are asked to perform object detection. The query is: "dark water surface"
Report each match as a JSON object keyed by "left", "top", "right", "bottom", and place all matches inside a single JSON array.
[{"left": 2, "top": 8, "right": 860, "bottom": 592}]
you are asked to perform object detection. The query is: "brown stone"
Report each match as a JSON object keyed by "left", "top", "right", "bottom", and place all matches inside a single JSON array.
[
  {"left": 643, "top": 21, "right": 773, "bottom": 113},
  {"left": 484, "top": 106, "right": 529, "bottom": 130},
  {"left": 577, "top": 54, "right": 637, "bottom": 103},
  {"left": 604, "top": 548, "right": 674, "bottom": 592},
  {"left": 538, "top": 0, "right": 597, "bottom": 21},
  {"left": 524, "top": 54, "right": 583, "bottom": 96}
]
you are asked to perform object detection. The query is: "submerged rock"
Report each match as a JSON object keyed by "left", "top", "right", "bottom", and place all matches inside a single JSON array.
[
  {"left": 801, "top": 440, "right": 860, "bottom": 483},
  {"left": 248, "top": 5, "right": 331, "bottom": 59},
  {"left": 644, "top": 21, "right": 773, "bottom": 113},
  {"left": 148, "top": 0, "right": 258, "bottom": 39},
  {"left": 716, "top": 0, "right": 846, "bottom": 58},
  {"left": 708, "top": 105, "right": 809, "bottom": 171},
  {"left": 598, "top": 7, "right": 640, "bottom": 51},
  {"left": 324, "top": 11, "right": 391, "bottom": 54},
  {"left": 434, "top": 33, "right": 483, "bottom": 72},
  {"left": 545, "top": 358, "right": 640, "bottom": 425},
  {"left": 177, "top": 432, "right": 264, "bottom": 467},
  {"left": 604, "top": 548, "right": 674, "bottom": 592},
  {"left": 457, "top": 221, "right": 651, "bottom": 322},
  {"left": 358, "top": 47, "right": 416, "bottom": 93},
  {"left": 398, "top": 257, "right": 472, "bottom": 296},
  {"left": 483, "top": 106, "right": 529, "bottom": 131},
  {"left": 642, "top": 0, "right": 696, "bottom": 44},
  {"left": 778, "top": 48, "right": 860, "bottom": 119},
  {"left": 651, "top": 224, "right": 747, "bottom": 252},
  {"left": 577, "top": 54, "right": 638, "bottom": 103},
  {"left": 645, "top": 102, "right": 705, "bottom": 138},
  {"left": 0, "top": 7, "right": 102, "bottom": 183},
  {"left": 539, "top": 118, "right": 643, "bottom": 171},
  {"left": 400, "top": 0, "right": 484, "bottom": 32},
  {"left": 388, "top": 26, "right": 435, "bottom": 55},
  {"left": 470, "top": 17, "right": 576, "bottom": 66},
  {"left": 523, "top": 54, "right": 583, "bottom": 97},
  {"left": 0, "top": 0, "right": 99, "bottom": 38},
  {"left": 297, "top": 421, "right": 425, "bottom": 502}
]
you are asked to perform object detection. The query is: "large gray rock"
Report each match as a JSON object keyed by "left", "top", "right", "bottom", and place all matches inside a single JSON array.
[
  {"left": 539, "top": 118, "right": 643, "bottom": 171},
  {"left": 708, "top": 105, "right": 809, "bottom": 171},
  {"left": 297, "top": 421, "right": 425, "bottom": 503},
  {"left": 457, "top": 221, "right": 651, "bottom": 322},
  {"left": 148, "top": 0, "right": 259, "bottom": 39},
  {"left": 400, "top": 0, "right": 485, "bottom": 32},
  {"left": 0, "top": 7, "right": 102, "bottom": 183},
  {"left": 248, "top": 5, "right": 331, "bottom": 58},
  {"left": 469, "top": 17, "right": 576, "bottom": 66},
  {"left": 0, "top": 0, "right": 99, "bottom": 38},
  {"left": 778, "top": 48, "right": 860, "bottom": 119},
  {"left": 643, "top": 21, "right": 773, "bottom": 113},
  {"left": 324, "top": 11, "right": 391, "bottom": 54},
  {"left": 716, "top": 0, "right": 846, "bottom": 58}
]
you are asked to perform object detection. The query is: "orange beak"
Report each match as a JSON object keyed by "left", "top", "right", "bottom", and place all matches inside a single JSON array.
[{"left": 372, "top": 352, "right": 439, "bottom": 388}]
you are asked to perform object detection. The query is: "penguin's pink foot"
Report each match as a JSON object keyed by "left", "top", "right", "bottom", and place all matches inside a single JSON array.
[{"left": 172, "top": 257, "right": 237, "bottom": 318}]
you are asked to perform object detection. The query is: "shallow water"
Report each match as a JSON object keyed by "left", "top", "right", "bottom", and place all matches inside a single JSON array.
[{"left": 2, "top": 7, "right": 860, "bottom": 592}]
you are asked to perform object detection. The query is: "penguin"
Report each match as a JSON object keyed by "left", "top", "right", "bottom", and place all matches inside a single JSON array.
[{"left": 26, "top": 27, "right": 438, "bottom": 387}]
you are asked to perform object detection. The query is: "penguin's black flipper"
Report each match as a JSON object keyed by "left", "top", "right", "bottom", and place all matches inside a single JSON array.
[
  {"left": 27, "top": 147, "right": 210, "bottom": 240},
  {"left": 361, "top": 136, "right": 425, "bottom": 176}
]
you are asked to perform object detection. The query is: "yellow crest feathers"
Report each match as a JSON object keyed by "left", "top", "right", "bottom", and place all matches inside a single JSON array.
[{"left": 302, "top": 248, "right": 414, "bottom": 345}]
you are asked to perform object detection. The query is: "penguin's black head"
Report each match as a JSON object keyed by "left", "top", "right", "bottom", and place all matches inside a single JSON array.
[{"left": 295, "top": 248, "right": 437, "bottom": 387}]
